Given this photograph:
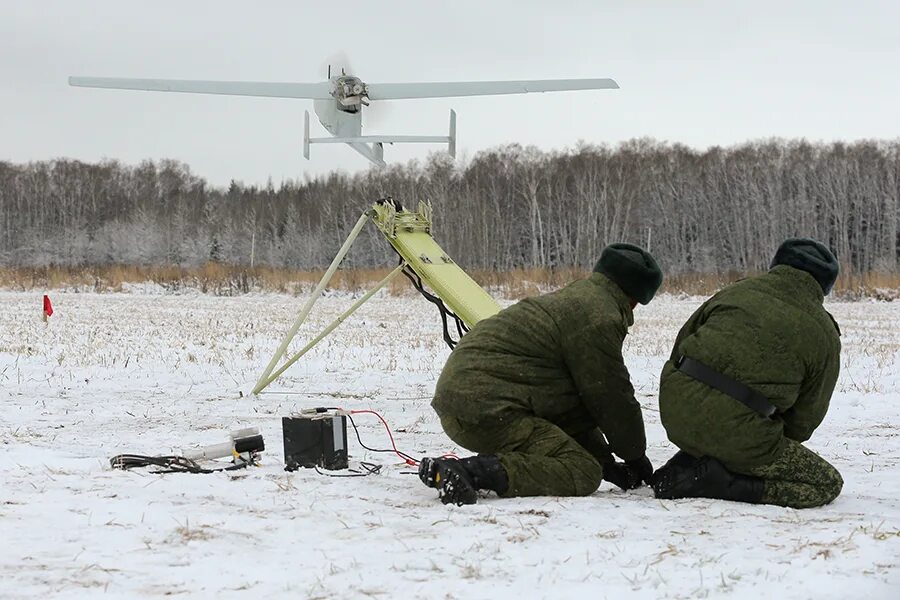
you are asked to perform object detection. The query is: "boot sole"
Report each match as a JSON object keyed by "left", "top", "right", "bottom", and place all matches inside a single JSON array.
[{"left": 434, "top": 460, "right": 478, "bottom": 506}]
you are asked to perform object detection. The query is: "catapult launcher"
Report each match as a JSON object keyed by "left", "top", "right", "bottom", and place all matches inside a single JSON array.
[{"left": 252, "top": 198, "right": 502, "bottom": 395}]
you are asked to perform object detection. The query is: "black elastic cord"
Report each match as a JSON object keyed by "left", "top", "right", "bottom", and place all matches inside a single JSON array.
[{"left": 399, "top": 259, "right": 469, "bottom": 350}]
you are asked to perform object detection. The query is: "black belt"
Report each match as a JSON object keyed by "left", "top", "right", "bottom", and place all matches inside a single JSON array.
[{"left": 674, "top": 356, "right": 777, "bottom": 418}]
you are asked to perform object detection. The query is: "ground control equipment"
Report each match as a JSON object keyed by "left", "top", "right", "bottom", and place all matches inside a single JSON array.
[
  {"left": 283, "top": 410, "right": 349, "bottom": 471},
  {"left": 280, "top": 407, "right": 423, "bottom": 478}
]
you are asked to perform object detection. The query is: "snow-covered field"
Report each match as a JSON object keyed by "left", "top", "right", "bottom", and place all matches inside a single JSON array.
[{"left": 1, "top": 289, "right": 898, "bottom": 599}]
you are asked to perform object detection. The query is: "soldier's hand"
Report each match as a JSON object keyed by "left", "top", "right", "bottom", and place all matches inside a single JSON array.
[
  {"left": 625, "top": 455, "right": 654, "bottom": 486},
  {"left": 602, "top": 461, "right": 642, "bottom": 491}
]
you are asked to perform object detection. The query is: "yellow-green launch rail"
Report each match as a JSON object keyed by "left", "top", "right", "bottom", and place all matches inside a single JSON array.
[
  {"left": 370, "top": 200, "right": 501, "bottom": 329},
  {"left": 252, "top": 199, "right": 501, "bottom": 395}
]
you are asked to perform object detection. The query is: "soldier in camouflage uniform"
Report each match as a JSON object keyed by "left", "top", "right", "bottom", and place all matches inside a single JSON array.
[
  {"left": 652, "top": 238, "right": 843, "bottom": 509},
  {"left": 419, "top": 244, "right": 663, "bottom": 505}
]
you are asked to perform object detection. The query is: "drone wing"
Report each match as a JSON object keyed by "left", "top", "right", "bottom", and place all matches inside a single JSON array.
[
  {"left": 68, "top": 77, "right": 332, "bottom": 100},
  {"left": 367, "top": 78, "right": 618, "bottom": 100}
]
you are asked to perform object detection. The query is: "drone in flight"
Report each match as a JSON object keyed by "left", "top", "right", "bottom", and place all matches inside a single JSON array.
[{"left": 69, "top": 67, "right": 619, "bottom": 167}]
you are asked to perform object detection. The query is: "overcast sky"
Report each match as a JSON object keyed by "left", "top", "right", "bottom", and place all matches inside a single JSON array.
[{"left": 2, "top": 1, "right": 899, "bottom": 187}]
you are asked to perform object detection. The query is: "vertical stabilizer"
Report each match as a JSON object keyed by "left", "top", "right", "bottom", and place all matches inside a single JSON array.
[
  {"left": 448, "top": 109, "right": 457, "bottom": 159},
  {"left": 303, "top": 110, "right": 310, "bottom": 160}
]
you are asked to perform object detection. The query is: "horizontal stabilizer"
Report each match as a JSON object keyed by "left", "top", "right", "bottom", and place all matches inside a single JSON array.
[
  {"left": 308, "top": 135, "right": 451, "bottom": 144},
  {"left": 307, "top": 108, "right": 457, "bottom": 165},
  {"left": 69, "top": 77, "right": 332, "bottom": 100}
]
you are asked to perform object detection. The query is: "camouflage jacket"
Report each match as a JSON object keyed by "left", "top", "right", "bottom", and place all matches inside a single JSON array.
[
  {"left": 432, "top": 272, "right": 646, "bottom": 461},
  {"left": 659, "top": 265, "right": 841, "bottom": 470}
]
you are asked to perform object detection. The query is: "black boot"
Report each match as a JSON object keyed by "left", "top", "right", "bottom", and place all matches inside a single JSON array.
[
  {"left": 651, "top": 450, "right": 700, "bottom": 499},
  {"left": 653, "top": 453, "right": 764, "bottom": 504},
  {"left": 418, "top": 455, "right": 509, "bottom": 506},
  {"left": 668, "top": 450, "right": 699, "bottom": 469}
]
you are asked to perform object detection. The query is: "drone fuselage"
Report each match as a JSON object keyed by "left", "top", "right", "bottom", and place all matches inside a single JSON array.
[
  {"left": 312, "top": 76, "right": 382, "bottom": 165},
  {"left": 313, "top": 98, "right": 360, "bottom": 138},
  {"left": 314, "top": 75, "right": 370, "bottom": 133}
]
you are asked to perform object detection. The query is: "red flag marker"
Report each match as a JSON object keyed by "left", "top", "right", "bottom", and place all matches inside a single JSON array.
[{"left": 43, "top": 294, "right": 53, "bottom": 322}]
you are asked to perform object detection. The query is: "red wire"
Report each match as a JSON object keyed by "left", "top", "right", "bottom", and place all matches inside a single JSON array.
[{"left": 348, "top": 409, "right": 419, "bottom": 466}]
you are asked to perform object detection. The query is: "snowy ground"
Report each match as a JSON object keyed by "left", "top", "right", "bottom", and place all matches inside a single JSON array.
[{"left": 1, "top": 288, "right": 899, "bottom": 599}]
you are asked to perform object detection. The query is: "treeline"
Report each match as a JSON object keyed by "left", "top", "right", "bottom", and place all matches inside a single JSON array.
[{"left": 1, "top": 139, "right": 898, "bottom": 275}]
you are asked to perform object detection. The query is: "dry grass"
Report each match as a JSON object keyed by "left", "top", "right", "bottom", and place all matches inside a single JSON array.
[
  {"left": 662, "top": 271, "right": 900, "bottom": 299},
  {"left": 833, "top": 272, "right": 900, "bottom": 300},
  {"left": 470, "top": 267, "right": 589, "bottom": 298},
  {"left": 0, "top": 264, "right": 410, "bottom": 296},
  {"left": 0, "top": 264, "right": 898, "bottom": 299}
]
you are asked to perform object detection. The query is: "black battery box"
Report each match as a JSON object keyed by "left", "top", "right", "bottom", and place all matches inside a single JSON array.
[{"left": 282, "top": 413, "right": 349, "bottom": 471}]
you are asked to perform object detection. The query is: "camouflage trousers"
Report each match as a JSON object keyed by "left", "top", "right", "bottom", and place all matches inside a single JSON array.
[
  {"left": 439, "top": 413, "right": 607, "bottom": 497},
  {"left": 740, "top": 439, "right": 843, "bottom": 509}
]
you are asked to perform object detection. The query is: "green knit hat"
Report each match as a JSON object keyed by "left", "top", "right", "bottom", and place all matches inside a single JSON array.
[
  {"left": 593, "top": 243, "right": 663, "bottom": 305},
  {"left": 770, "top": 238, "right": 839, "bottom": 295}
]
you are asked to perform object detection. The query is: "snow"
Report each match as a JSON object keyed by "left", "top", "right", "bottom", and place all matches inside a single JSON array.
[{"left": 1, "top": 290, "right": 899, "bottom": 599}]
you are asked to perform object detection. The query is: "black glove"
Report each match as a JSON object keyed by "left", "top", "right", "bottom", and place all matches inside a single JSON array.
[
  {"left": 626, "top": 455, "right": 654, "bottom": 487},
  {"left": 602, "top": 455, "right": 653, "bottom": 491}
]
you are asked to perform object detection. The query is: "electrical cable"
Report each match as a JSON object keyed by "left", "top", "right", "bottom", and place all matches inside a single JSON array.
[
  {"left": 109, "top": 453, "right": 256, "bottom": 474},
  {"left": 318, "top": 406, "right": 419, "bottom": 466},
  {"left": 347, "top": 412, "right": 419, "bottom": 466},
  {"left": 314, "top": 462, "right": 382, "bottom": 478}
]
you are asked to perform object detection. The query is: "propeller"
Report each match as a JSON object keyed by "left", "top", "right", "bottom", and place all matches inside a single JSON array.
[
  {"left": 320, "top": 52, "right": 391, "bottom": 129},
  {"left": 321, "top": 50, "right": 354, "bottom": 80}
]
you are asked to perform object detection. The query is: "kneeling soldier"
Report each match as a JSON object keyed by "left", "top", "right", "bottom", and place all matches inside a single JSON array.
[
  {"left": 652, "top": 238, "right": 843, "bottom": 509},
  {"left": 419, "top": 244, "right": 662, "bottom": 505}
]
